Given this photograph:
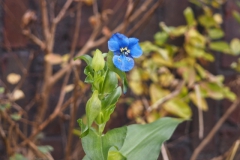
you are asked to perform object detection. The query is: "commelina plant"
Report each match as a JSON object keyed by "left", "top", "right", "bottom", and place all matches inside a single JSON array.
[{"left": 74, "top": 33, "right": 184, "bottom": 160}]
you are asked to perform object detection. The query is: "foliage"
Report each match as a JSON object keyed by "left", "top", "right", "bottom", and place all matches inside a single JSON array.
[{"left": 127, "top": 4, "right": 237, "bottom": 123}]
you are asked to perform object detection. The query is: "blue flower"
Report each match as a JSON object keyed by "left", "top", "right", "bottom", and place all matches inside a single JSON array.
[{"left": 108, "top": 33, "right": 142, "bottom": 72}]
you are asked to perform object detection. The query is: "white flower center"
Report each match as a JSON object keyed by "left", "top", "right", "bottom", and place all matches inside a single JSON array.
[{"left": 120, "top": 47, "right": 130, "bottom": 56}]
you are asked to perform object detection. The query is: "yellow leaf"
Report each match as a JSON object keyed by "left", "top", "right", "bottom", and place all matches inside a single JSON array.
[
  {"left": 129, "top": 81, "right": 144, "bottom": 95},
  {"left": 163, "top": 98, "right": 192, "bottom": 119},
  {"left": 7, "top": 73, "right": 21, "bottom": 85},
  {"left": 189, "top": 92, "right": 208, "bottom": 111},
  {"left": 62, "top": 54, "right": 70, "bottom": 63},
  {"left": 129, "top": 69, "right": 144, "bottom": 95},
  {"left": 45, "top": 53, "right": 62, "bottom": 65},
  {"left": 146, "top": 110, "right": 160, "bottom": 123},
  {"left": 213, "top": 14, "right": 223, "bottom": 24},
  {"left": 12, "top": 89, "right": 25, "bottom": 101},
  {"left": 149, "top": 84, "right": 169, "bottom": 104},
  {"left": 127, "top": 100, "right": 144, "bottom": 119},
  {"left": 64, "top": 84, "right": 75, "bottom": 93}
]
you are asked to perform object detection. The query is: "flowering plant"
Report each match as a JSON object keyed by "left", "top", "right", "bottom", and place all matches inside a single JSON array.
[{"left": 74, "top": 33, "right": 183, "bottom": 160}]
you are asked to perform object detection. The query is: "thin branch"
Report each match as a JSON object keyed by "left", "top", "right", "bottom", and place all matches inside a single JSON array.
[
  {"left": 65, "top": 2, "right": 82, "bottom": 158},
  {"left": 22, "top": 30, "right": 46, "bottom": 49},
  {"left": 194, "top": 84, "right": 204, "bottom": 139},
  {"left": 40, "top": 0, "right": 50, "bottom": 42},
  {"left": 65, "top": 68, "right": 81, "bottom": 159},
  {"left": 161, "top": 143, "right": 170, "bottom": 160},
  {"left": 190, "top": 99, "right": 240, "bottom": 160},
  {"left": 53, "top": 0, "right": 73, "bottom": 24},
  {"left": 69, "top": 1, "right": 82, "bottom": 57},
  {"left": 49, "top": 0, "right": 73, "bottom": 51},
  {"left": 0, "top": 121, "right": 13, "bottom": 156},
  {"left": 127, "top": 0, "right": 163, "bottom": 35}
]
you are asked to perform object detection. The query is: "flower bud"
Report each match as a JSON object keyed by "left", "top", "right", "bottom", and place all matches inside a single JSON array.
[{"left": 92, "top": 49, "right": 105, "bottom": 71}]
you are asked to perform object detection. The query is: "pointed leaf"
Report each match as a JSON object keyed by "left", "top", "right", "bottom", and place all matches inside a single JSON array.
[
  {"left": 74, "top": 54, "right": 92, "bottom": 65},
  {"left": 119, "top": 117, "right": 183, "bottom": 160},
  {"left": 82, "top": 127, "right": 127, "bottom": 160},
  {"left": 162, "top": 99, "right": 192, "bottom": 119},
  {"left": 207, "top": 28, "right": 224, "bottom": 40},
  {"left": 77, "top": 119, "right": 89, "bottom": 138},
  {"left": 230, "top": 38, "right": 240, "bottom": 55},
  {"left": 184, "top": 7, "right": 196, "bottom": 26},
  {"left": 209, "top": 41, "right": 231, "bottom": 53},
  {"left": 102, "top": 70, "right": 118, "bottom": 94}
]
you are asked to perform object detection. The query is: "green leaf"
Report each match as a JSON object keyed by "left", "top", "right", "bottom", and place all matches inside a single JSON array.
[
  {"left": 189, "top": 92, "right": 208, "bottom": 111},
  {"left": 10, "top": 153, "right": 27, "bottom": 160},
  {"left": 84, "top": 65, "right": 94, "bottom": 84},
  {"left": 107, "top": 51, "right": 128, "bottom": 93},
  {"left": 198, "top": 15, "right": 216, "bottom": 28},
  {"left": 11, "top": 113, "right": 21, "bottom": 121},
  {"left": 154, "top": 32, "right": 168, "bottom": 45},
  {"left": 170, "top": 26, "right": 188, "bottom": 37},
  {"left": 86, "top": 90, "right": 101, "bottom": 127},
  {"left": 102, "top": 87, "right": 121, "bottom": 109},
  {"left": 119, "top": 117, "right": 183, "bottom": 160},
  {"left": 0, "top": 103, "right": 11, "bottom": 111},
  {"left": 92, "top": 49, "right": 105, "bottom": 71},
  {"left": 195, "top": 64, "right": 207, "bottom": 79},
  {"left": 77, "top": 119, "right": 89, "bottom": 138},
  {"left": 233, "top": 10, "right": 240, "bottom": 24},
  {"left": 223, "top": 87, "right": 236, "bottom": 101},
  {"left": 209, "top": 41, "right": 231, "bottom": 53},
  {"left": 162, "top": 99, "right": 192, "bottom": 119},
  {"left": 74, "top": 54, "right": 92, "bottom": 65},
  {"left": 100, "top": 87, "right": 122, "bottom": 124},
  {"left": 0, "top": 87, "right": 4, "bottom": 94},
  {"left": 230, "top": 38, "right": 240, "bottom": 55},
  {"left": 207, "top": 28, "right": 224, "bottom": 39},
  {"left": 101, "top": 70, "right": 118, "bottom": 94},
  {"left": 200, "top": 82, "right": 225, "bottom": 99},
  {"left": 37, "top": 145, "right": 54, "bottom": 154},
  {"left": 184, "top": 7, "right": 196, "bottom": 26},
  {"left": 82, "top": 127, "right": 127, "bottom": 160}
]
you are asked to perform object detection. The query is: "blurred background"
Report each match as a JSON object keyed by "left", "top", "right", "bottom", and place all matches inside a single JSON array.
[{"left": 0, "top": 0, "right": 240, "bottom": 159}]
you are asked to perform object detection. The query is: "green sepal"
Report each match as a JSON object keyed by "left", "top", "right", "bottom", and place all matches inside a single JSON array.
[
  {"left": 92, "top": 49, "right": 105, "bottom": 71},
  {"left": 86, "top": 90, "right": 101, "bottom": 128}
]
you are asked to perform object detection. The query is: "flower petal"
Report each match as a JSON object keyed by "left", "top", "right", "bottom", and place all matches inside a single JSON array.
[
  {"left": 129, "top": 38, "right": 139, "bottom": 46},
  {"left": 129, "top": 43, "right": 142, "bottom": 58},
  {"left": 113, "top": 55, "right": 134, "bottom": 72},
  {"left": 108, "top": 40, "right": 119, "bottom": 51},
  {"left": 110, "top": 33, "right": 129, "bottom": 48},
  {"left": 113, "top": 50, "right": 121, "bottom": 55}
]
